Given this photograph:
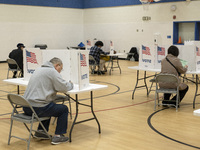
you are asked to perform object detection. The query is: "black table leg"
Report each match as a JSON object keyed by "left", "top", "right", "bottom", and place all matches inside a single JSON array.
[
  {"left": 17, "top": 85, "right": 19, "bottom": 94},
  {"left": 144, "top": 71, "right": 149, "bottom": 96},
  {"left": 132, "top": 70, "right": 139, "bottom": 99},
  {"left": 193, "top": 74, "right": 199, "bottom": 108},
  {"left": 116, "top": 57, "right": 121, "bottom": 74},
  {"left": 109, "top": 57, "right": 113, "bottom": 75},
  {"left": 69, "top": 94, "right": 78, "bottom": 142},
  {"left": 90, "top": 91, "right": 101, "bottom": 133}
]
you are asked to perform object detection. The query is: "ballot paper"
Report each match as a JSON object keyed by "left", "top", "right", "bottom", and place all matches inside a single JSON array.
[{"left": 180, "top": 59, "right": 188, "bottom": 67}]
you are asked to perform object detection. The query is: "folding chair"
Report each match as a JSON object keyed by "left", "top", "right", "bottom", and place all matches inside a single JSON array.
[
  {"left": 154, "top": 74, "right": 180, "bottom": 111},
  {"left": 89, "top": 55, "right": 101, "bottom": 74},
  {"left": 148, "top": 74, "right": 157, "bottom": 95},
  {"left": 7, "top": 58, "right": 22, "bottom": 79},
  {"left": 7, "top": 94, "right": 51, "bottom": 150}
]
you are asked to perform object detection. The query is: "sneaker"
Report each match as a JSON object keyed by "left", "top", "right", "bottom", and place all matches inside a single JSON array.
[
  {"left": 93, "top": 71, "right": 98, "bottom": 74},
  {"left": 33, "top": 130, "right": 51, "bottom": 140},
  {"left": 51, "top": 135, "right": 69, "bottom": 145}
]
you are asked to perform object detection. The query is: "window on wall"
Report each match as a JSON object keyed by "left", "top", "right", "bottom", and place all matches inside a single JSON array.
[{"left": 173, "top": 21, "right": 200, "bottom": 45}]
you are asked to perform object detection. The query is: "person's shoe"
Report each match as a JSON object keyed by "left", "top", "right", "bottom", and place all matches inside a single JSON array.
[
  {"left": 33, "top": 130, "right": 51, "bottom": 140},
  {"left": 51, "top": 135, "right": 69, "bottom": 145},
  {"left": 101, "top": 71, "right": 105, "bottom": 74},
  {"left": 98, "top": 71, "right": 102, "bottom": 75},
  {"left": 93, "top": 71, "right": 98, "bottom": 74}
]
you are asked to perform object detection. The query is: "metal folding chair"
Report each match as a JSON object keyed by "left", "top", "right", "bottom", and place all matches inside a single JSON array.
[
  {"left": 89, "top": 55, "right": 101, "bottom": 74},
  {"left": 154, "top": 74, "right": 180, "bottom": 111},
  {"left": 7, "top": 94, "right": 51, "bottom": 150},
  {"left": 7, "top": 58, "right": 22, "bottom": 79}
]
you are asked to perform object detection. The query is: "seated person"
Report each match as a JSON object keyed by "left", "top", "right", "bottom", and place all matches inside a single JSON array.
[
  {"left": 100, "top": 55, "right": 110, "bottom": 72},
  {"left": 9, "top": 43, "right": 25, "bottom": 78},
  {"left": 100, "top": 50, "right": 117, "bottom": 72},
  {"left": 89, "top": 41, "right": 109, "bottom": 75},
  {"left": 23, "top": 57, "right": 73, "bottom": 145},
  {"left": 159, "top": 45, "right": 189, "bottom": 106}
]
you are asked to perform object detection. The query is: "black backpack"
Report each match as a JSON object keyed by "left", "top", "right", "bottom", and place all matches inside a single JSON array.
[{"left": 127, "top": 47, "right": 139, "bottom": 61}]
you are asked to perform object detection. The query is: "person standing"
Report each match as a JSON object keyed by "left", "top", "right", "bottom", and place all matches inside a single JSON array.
[{"left": 9, "top": 43, "right": 25, "bottom": 78}]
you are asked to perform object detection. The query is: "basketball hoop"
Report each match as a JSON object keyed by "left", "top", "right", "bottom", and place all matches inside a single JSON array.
[{"left": 140, "top": 0, "right": 151, "bottom": 10}]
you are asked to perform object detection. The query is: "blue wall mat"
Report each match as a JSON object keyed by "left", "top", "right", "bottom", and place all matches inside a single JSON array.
[
  {"left": 0, "top": 0, "right": 186, "bottom": 8},
  {"left": 84, "top": 0, "right": 185, "bottom": 8},
  {"left": 0, "top": 0, "right": 84, "bottom": 9}
]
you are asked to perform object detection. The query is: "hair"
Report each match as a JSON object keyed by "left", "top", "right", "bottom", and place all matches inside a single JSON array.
[
  {"left": 168, "top": 45, "right": 179, "bottom": 57},
  {"left": 95, "top": 41, "right": 104, "bottom": 47},
  {"left": 50, "top": 57, "right": 63, "bottom": 65},
  {"left": 17, "top": 43, "right": 25, "bottom": 48}
]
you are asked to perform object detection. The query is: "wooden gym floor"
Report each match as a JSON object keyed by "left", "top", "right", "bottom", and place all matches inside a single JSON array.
[{"left": 0, "top": 60, "right": 200, "bottom": 150}]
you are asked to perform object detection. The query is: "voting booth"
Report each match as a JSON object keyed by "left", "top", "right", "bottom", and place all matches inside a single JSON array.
[
  {"left": 138, "top": 43, "right": 200, "bottom": 72},
  {"left": 154, "top": 45, "right": 168, "bottom": 69},
  {"left": 23, "top": 49, "right": 89, "bottom": 90},
  {"left": 86, "top": 40, "right": 93, "bottom": 51},
  {"left": 23, "top": 48, "right": 42, "bottom": 81},
  {"left": 86, "top": 39, "right": 114, "bottom": 53},
  {"left": 139, "top": 45, "right": 155, "bottom": 68}
]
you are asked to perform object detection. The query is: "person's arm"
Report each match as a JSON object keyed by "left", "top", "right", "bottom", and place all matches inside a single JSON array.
[
  {"left": 175, "top": 59, "right": 187, "bottom": 74},
  {"left": 99, "top": 48, "right": 108, "bottom": 55},
  {"left": 9, "top": 51, "right": 14, "bottom": 59},
  {"left": 52, "top": 71, "right": 73, "bottom": 93}
]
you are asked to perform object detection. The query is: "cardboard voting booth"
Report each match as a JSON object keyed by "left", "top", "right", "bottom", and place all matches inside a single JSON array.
[
  {"left": 86, "top": 39, "right": 114, "bottom": 53},
  {"left": 70, "top": 50, "right": 89, "bottom": 90},
  {"left": 154, "top": 45, "right": 168, "bottom": 69},
  {"left": 86, "top": 40, "right": 93, "bottom": 51},
  {"left": 176, "top": 42, "right": 200, "bottom": 72},
  {"left": 196, "top": 45, "right": 200, "bottom": 71},
  {"left": 139, "top": 45, "right": 155, "bottom": 69},
  {"left": 110, "top": 40, "right": 115, "bottom": 54},
  {"left": 23, "top": 48, "right": 42, "bottom": 81},
  {"left": 23, "top": 49, "right": 90, "bottom": 90},
  {"left": 177, "top": 45, "right": 196, "bottom": 72},
  {"left": 42, "top": 50, "right": 71, "bottom": 81}
]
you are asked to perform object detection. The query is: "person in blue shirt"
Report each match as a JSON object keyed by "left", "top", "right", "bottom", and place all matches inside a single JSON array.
[{"left": 89, "top": 41, "right": 109, "bottom": 74}]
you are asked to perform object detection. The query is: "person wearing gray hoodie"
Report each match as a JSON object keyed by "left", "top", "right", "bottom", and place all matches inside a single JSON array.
[{"left": 23, "top": 57, "right": 73, "bottom": 145}]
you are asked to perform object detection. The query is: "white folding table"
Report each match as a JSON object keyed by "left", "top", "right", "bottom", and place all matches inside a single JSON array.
[
  {"left": 106, "top": 53, "right": 126, "bottom": 75},
  {"left": 3, "top": 78, "right": 108, "bottom": 142},
  {"left": 128, "top": 66, "right": 200, "bottom": 108}
]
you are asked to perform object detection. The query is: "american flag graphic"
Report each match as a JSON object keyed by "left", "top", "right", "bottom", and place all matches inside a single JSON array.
[
  {"left": 142, "top": 45, "right": 151, "bottom": 55},
  {"left": 157, "top": 46, "right": 165, "bottom": 56},
  {"left": 110, "top": 41, "right": 113, "bottom": 46},
  {"left": 80, "top": 53, "right": 87, "bottom": 67},
  {"left": 87, "top": 40, "right": 91, "bottom": 46},
  {"left": 26, "top": 50, "right": 38, "bottom": 64},
  {"left": 196, "top": 47, "right": 200, "bottom": 56}
]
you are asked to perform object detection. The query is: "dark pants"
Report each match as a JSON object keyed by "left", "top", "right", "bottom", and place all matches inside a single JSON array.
[
  {"left": 9, "top": 64, "right": 23, "bottom": 78},
  {"left": 23, "top": 102, "right": 68, "bottom": 135},
  {"left": 163, "top": 86, "right": 189, "bottom": 104}
]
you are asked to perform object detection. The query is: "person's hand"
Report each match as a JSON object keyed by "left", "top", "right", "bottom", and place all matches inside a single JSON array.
[{"left": 185, "top": 65, "right": 188, "bottom": 69}]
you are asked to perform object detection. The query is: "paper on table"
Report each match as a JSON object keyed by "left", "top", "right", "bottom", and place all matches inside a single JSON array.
[{"left": 180, "top": 59, "right": 188, "bottom": 67}]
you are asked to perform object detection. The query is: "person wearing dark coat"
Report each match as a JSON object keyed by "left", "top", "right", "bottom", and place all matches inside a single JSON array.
[{"left": 9, "top": 43, "right": 25, "bottom": 78}]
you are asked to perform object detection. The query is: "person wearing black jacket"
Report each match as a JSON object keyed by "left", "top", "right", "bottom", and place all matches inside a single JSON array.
[{"left": 9, "top": 43, "right": 25, "bottom": 78}]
